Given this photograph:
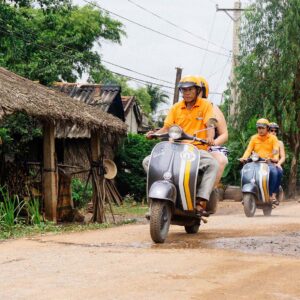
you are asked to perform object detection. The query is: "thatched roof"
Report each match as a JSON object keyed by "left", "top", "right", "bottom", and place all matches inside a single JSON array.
[{"left": 0, "top": 68, "right": 127, "bottom": 135}]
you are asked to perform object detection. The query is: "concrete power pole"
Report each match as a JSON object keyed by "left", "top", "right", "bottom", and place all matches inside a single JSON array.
[
  {"left": 217, "top": 1, "right": 243, "bottom": 117},
  {"left": 173, "top": 67, "right": 182, "bottom": 104}
]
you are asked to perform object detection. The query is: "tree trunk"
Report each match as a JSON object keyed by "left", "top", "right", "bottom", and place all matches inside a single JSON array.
[{"left": 287, "top": 141, "right": 299, "bottom": 198}]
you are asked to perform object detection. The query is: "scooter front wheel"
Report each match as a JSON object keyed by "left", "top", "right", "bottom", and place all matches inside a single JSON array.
[
  {"left": 150, "top": 200, "right": 171, "bottom": 243},
  {"left": 243, "top": 193, "right": 256, "bottom": 217}
]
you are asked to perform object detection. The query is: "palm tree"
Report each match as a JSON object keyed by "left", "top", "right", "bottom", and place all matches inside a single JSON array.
[{"left": 146, "top": 85, "right": 169, "bottom": 113}]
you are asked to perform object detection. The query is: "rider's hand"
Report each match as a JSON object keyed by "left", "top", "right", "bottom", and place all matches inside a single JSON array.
[
  {"left": 239, "top": 158, "right": 247, "bottom": 163},
  {"left": 276, "top": 163, "right": 283, "bottom": 170},
  {"left": 207, "top": 137, "right": 215, "bottom": 146},
  {"left": 145, "top": 130, "right": 155, "bottom": 140}
]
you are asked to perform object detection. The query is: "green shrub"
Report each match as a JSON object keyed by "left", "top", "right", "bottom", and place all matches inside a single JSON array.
[
  {"left": 0, "top": 186, "right": 24, "bottom": 228},
  {"left": 115, "top": 133, "right": 158, "bottom": 201},
  {"left": 26, "top": 198, "right": 42, "bottom": 225},
  {"left": 71, "top": 178, "right": 93, "bottom": 208}
]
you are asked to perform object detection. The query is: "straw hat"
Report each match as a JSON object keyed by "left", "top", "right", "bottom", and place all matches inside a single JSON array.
[{"left": 103, "top": 159, "right": 117, "bottom": 179}]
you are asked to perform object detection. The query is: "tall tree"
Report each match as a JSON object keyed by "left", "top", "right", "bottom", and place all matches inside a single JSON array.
[
  {"left": 146, "top": 84, "right": 169, "bottom": 113},
  {"left": 0, "top": 0, "right": 125, "bottom": 84},
  {"left": 234, "top": 0, "right": 300, "bottom": 197}
]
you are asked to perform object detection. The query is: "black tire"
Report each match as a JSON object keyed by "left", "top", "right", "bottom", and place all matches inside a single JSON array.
[
  {"left": 243, "top": 193, "right": 256, "bottom": 217},
  {"left": 206, "top": 189, "right": 219, "bottom": 214},
  {"left": 150, "top": 201, "right": 171, "bottom": 243},
  {"left": 184, "top": 224, "right": 200, "bottom": 234},
  {"left": 263, "top": 205, "right": 272, "bottom": 216},
  {"left": 276, "top": 186, "right": 284, "bottom": 204}
]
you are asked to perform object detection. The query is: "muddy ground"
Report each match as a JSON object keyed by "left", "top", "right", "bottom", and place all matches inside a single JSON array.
[{"left": 0, "top": 200, "right": 300, "bottom": 300}]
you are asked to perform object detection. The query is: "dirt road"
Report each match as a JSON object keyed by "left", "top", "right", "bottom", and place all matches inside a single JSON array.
[{"left": 1, "top": 201, "right": 300, "bottom": 300}]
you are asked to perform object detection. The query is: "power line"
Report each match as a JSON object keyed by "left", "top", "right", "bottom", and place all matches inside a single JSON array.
[
  {"left": 101, "top": 60, "right": 173, "bottom": 85},
  {"left": 127, "top": 0, "right": 231, "bottom": 53},
  {"left": 0, "top": 21, "right": 174, "bottom": 86},
  {"left": 207, "top": 20, "right": 232, "bottom": 78},
  {"left": 0, "top": 24, "right": 223, "bottom": 95},
  {"left": 200, "top": 10, "right": 217, "bottom": 71},
  {"left": 0, "top": 26, "right": 177, "bottom": 92},
  {"left": 81, "top": 0, "right": 231, "bottom": 58}
]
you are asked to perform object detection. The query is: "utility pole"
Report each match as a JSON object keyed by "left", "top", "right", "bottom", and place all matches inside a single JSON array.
[
  {"left": 216, "top": 1, "right": 245, "bottom": 117},
  {"left": 173, "top": 67, "right": 182, "bottom": 104}
]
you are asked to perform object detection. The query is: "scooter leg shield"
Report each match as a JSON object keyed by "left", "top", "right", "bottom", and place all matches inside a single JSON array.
[
  {"left": 242, "top": 183, "right": 259, "bottom": 196},
  {"left": 149, "top": 181, "right": 177, "bottom": 204}
]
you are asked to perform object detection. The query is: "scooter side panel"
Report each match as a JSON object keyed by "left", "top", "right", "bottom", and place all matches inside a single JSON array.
[
  {"left": 148, "top": 142, "right": 200, "bottom": 211},
  {"left": 241, "top": 162, "right": 270, "bottom": 203}
]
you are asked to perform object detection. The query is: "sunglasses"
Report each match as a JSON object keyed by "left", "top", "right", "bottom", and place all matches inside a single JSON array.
[{"left": 270, "top": 129, "right": 278, "bottom": 133}]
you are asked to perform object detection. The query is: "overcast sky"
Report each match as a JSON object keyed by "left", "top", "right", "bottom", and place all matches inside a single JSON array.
[{"left": 76, "top": 0, "right": 252, "bottom": 110}]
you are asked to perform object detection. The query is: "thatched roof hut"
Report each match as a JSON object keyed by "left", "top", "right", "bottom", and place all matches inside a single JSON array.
[
  {"left": 0, "top": 68, "right": 127, "bottom": 135},
  {"left": 0, "top": 67, "right": 127, "bottom": 222}
]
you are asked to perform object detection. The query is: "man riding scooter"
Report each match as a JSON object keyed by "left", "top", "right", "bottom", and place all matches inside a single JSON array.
[
  {"left": 144, "top": 75, "right": 219, "bottom": 217},
  {"left": 239, "top": 118, "right": 281, "bottom": 204}
]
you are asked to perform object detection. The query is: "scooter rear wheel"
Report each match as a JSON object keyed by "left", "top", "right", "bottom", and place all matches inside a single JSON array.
[
  {"left": 243, "top": 193, "right": 256, "bottom": 217},
  {"left": 185, "top": 224, "right": 200, "bottom": 234},
  {"left": 263, "top": 205, "right": 272, "bottom": 216},
  {"left": 150, "top": 200, "right": 171, "bottom": 243}
]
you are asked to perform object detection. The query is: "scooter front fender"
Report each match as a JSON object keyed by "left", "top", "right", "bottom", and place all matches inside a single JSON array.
[
  {"left": 148, "top": 180, "right": 177, "bottom": 204},
  {"left": 242, "top": 183, "right": 259, "bottom": 198}
]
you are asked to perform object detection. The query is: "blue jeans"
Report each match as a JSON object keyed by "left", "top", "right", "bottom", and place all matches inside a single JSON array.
[
  {"left": 275, "top": 166, "right": 283, "bottom": 193},
  {"left": 268, "top": 164, "right": 281, "bottom": 195}
]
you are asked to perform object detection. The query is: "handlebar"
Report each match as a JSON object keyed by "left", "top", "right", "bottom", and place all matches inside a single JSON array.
[{"left": 149, "top": 132, "right": 208, "bottom": 144}]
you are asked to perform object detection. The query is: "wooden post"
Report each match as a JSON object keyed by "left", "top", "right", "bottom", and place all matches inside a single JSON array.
[
  {"left": 173, "top": 67, "right": 182, "bottom": 104},
  {"left": 90, "top": 130, "right": 105, "bottom": 223},
  {"left": 43, "top": 122, "right": 57, "bottom": 221}
]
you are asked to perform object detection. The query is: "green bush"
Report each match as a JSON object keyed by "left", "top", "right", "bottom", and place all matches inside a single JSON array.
[
  {"left": 71, "top": 178, "right": 93, "bottom": 208},
  {"left": 115, "top": 134, "right": 158, "bottom": 201}
]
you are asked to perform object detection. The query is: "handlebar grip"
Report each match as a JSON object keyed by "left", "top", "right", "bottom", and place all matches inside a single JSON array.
[{"left": 195, "top": 138, "right": 208, "bottom": 144}]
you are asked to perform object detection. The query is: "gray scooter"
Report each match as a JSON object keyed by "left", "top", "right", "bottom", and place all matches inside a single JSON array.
[
  {"left": 147, "top": 125, "right": 216, "bottom": 243},
  {"left": 241, "top": 153, "right": 274, "bottom": 217}
]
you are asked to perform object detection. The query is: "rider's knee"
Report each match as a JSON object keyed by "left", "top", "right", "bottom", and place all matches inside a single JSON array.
[
  {"left": 210, "top": 156, "right": 219, "bottom": 171},
  {"left": 142, "top": 155, "right": 150, "bottom": 173}
]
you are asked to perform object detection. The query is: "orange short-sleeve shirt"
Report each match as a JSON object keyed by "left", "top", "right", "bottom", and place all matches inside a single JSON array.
[
  {"left": 164, "top": 97, "right": 213, "bottom": 150},
  {"left": 242, "top": 133, "right": 279, "bottom": 160}
]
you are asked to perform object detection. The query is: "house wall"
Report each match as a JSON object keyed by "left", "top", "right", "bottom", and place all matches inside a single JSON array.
[
  {"left": 63, "top": 138, "right": 115, "bottom": 180},
  {"left": 125, "top": 108, "right": 139, "bottom": 134}
]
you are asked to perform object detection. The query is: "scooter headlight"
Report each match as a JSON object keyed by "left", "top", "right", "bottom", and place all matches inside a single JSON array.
[
  {"left": 250, "top": 152, "right": 259, "bottom": 162},
  {"left": 168, "top": 125, "right": 182, "bottom": 139}
]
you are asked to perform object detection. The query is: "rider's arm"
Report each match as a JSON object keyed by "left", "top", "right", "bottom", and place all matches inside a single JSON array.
[
  {"left": 241, "top": 137, "right": 255, "bottom": 159},
  {"left": 203, "top": 101, "right": 215, "bottom": 144},
  {"left": 213, "top": 105, "right": 228, "bottom": 146},
  {"left": 146, "top": 106, "right": 174, "bottom": 138},
  {"left": 278, "top": 141, "right": 286, "bottom": 166},
  {"left": 272, "top": 136, "right": 280, "bottom": 162}
]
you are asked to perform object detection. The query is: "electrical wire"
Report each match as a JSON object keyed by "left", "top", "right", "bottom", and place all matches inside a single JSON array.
[
  {"left": 81, "top": 0, "right": 230, "bottom": 58},
  {"left": 0, "top": 24, "right": 223, "bottom": 95},
  {"left": 200, "top": 10, "right": 217, "bottom": 71},
  {"left": 127, "top": 0, "right": 231, "bottom": 53},
  {"left": 207, "top": 19, "right": 232, "bottom": 78}
]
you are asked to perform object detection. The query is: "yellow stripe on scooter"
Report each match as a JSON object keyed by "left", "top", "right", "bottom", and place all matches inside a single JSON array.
[
  {"left": 184, "top": 146, "right": 194, "bottom": 210},
  {"left": 262, "top": 164, "right": 269, "bottom": 202}
]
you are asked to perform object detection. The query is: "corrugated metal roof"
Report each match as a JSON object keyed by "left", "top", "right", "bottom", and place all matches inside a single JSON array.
[{"left": 53, "top": 83, "right": 126, "bottom": 138}]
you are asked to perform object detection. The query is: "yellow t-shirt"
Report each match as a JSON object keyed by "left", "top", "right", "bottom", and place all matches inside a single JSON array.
[
  {"left": 164, "top": 97, "right": 213, "bottom": 150},
  {"left": 242, "top": 133, "right": 279, "bottom": 160}
]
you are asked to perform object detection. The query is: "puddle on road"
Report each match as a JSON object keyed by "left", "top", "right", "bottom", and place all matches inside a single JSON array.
[
  {"left": 209, "top": 232, "right": 300, "bottom": 257},
  {"left": 32, "top": 231, "right": 300, "bottom": 257}
]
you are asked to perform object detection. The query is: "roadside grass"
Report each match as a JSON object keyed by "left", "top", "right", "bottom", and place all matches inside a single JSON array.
[
  {"left": 0, "top": 202, "right": 147, "bottom": 241},
  {"left": 0, "top": 218, "right": 137, "bottom": 241},
  {"left": 113, "top": 201, "right": 148, "bottom": 217}
]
